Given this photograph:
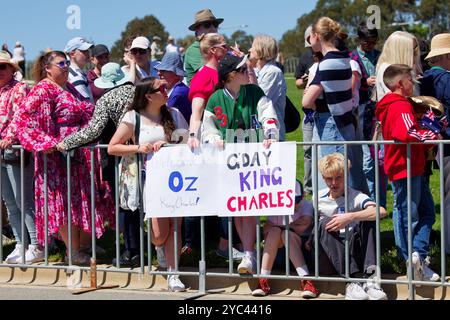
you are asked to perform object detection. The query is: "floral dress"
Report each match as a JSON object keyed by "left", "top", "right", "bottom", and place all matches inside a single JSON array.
[{"left": 15, "top": 79, "right": 115, "bottom": 244}]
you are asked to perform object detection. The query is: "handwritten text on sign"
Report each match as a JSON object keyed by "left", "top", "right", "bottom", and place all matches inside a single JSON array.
[{"left": 144, "top": 142, "right": 296, "bottom": 218}]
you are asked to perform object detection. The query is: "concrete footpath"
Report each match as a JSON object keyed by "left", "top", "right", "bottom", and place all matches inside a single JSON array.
[{"left": 0, "top": 263, "right": 449, "bottom": 300}]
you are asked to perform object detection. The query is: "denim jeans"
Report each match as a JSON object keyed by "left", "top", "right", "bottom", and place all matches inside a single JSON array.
[
  {"left": 392, "top": 176, "right": 435, "bottom": 261},
  {"left": 313, "top": 112, "right": 369, "bottom": 194},
  {"left": 1, "top": 161, "right": 37, "bottom": 245},
  {"left": 302, "top": 119, "right": 313, "bottom": 194}
]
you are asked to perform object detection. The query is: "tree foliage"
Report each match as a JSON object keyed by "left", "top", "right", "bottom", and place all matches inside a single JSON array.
[
  {"left": 229, "top": 30, "right": 254, "bottom": 53},
  {"left": 110, "top": 15, "right": 169, "bottom": 63},
  {"left": 279, "top": 0, "right": 447, "bottom": 59}
]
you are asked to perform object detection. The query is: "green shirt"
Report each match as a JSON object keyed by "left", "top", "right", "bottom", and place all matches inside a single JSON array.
[
  {"left": 205, "top": 85, "right": 267, "bottom": 143},
  {"left": 184, "top": 41, "right": 204, "bottom": 86}
]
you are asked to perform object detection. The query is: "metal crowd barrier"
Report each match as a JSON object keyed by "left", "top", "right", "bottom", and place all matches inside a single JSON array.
[{"left": 0, "top": 140, "right": 448, "bottom": 300}]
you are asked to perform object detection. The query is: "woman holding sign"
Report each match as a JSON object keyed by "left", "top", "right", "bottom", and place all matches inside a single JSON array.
[
  {"left": 108, "top": 77, "right": 188, "bottom": 292},
  {"left": 202, "top": 54, "right": 279, "bottom": 275}
]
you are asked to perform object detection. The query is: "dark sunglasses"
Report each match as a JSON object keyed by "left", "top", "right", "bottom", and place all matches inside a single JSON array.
[
  {"left": 198, "top": 21, "right": 218, "bottom": 29},
  {"left": 361, "top": 39, "right": 377, "bottom": 45},
  {"left": 148, "top": 84, "right": 167, "bottom": 94},
  {"left": 0, "top": 64, "right": 10, "bottom": 70},
  {"left": 130, "top": 48, "right": 148, "bottom": 55},
  {"left": 52, "top": 60, "right": 71, "bottom": 69},
  {"left": 236, "top": 66, "right": 248, "bottom": 74}
]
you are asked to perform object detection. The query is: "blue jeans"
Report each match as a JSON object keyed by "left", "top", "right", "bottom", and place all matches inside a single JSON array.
[
  {"left": 1, "top": 161, "right": 37, "bottom": 245},
  {"left": 392, "top": 176, "right": 435, "bottom": 261},
  {"left": 313, "top": 112, "right": 369, "bottom": 194}
]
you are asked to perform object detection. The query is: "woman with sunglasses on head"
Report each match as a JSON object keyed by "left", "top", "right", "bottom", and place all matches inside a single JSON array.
[
  {"left": 249, "top": 35, "right": 287, "bottom": 141},
  {"left": 252, "top": 180, "right": 319, "bottom": 298},
  {"left": 0, "top": 51, "right": 43, "bottom": 264},
  {"left": 108, "top": 77, "right": 188, "bottom": 292},
  {"left": 187, "top": 33, "right": 228, "bottom": 149},
  {"left": 202, "top": 54, "right": 279, "bottom": 276},
  {"left": 15, "top": 51, "right": 115, "bottom": 265}
]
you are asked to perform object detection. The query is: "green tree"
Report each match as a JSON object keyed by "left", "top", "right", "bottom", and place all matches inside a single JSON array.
[
  {"left": 419, "top": 0, "right": 449, "bottom": 36},
  {"left": 279, "top": 0, "right": 420, "bottom": 59},
  {"left": 110, "top": 15, "right": 169, "bottom": 63},
  {"left": 229, "top": 30, "right": 254, "bottom": 53},
  {"left": 176, "top": 35, "right": 196, "bottom": 52}
]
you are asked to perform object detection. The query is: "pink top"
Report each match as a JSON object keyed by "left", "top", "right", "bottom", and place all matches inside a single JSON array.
[
  {"left": 188, "top": 65, "right": 218, "bottom": 102},
  {"left": 0, "top": 79, "right": 29, "bottom": 143}
]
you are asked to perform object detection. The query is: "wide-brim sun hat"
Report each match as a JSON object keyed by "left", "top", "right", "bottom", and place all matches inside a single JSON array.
[
  {"left": 154, "top": 52, "right": 186, "bottom": 77},
  {"left": 0, "top": 51, "right": 20, "bottom": 72},
  {"left": 425, "top": 33, "right": 450, "bottom": 60},
  {"left": 94, "top": 62, "right": 131, "bottom": 89},
  {"left": 188, "top": 8, "right": 224, "bottom": 31}
]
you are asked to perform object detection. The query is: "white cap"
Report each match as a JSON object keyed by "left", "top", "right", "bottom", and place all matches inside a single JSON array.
[
  {"left": 130, "top": 36, "right": 150, "bottom": 50},
  {"left": 304, "top": 26, "right": 313, "bottom": 48}
]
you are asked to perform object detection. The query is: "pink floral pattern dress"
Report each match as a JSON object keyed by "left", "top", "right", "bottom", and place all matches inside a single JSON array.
[{"left": 15, "top": 79, "right": 115, "bottom": 244}]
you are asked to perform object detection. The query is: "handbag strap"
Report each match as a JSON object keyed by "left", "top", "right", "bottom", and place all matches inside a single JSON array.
[{"left": 134, "top": 111, "right": 144, "bottom": 212}]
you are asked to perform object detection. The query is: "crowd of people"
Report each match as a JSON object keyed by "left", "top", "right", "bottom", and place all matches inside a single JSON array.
[{"left": 0, "top": 7, "right": 449, "bottom": 299}]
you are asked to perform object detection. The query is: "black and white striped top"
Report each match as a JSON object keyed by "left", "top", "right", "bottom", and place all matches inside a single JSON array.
[{"left": 311, "top": 51, "right": 353, "bottom": 116}]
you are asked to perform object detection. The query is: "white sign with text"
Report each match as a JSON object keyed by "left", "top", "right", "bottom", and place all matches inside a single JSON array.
[{"left": 144, "top": 142, "right": 297, "bottom": 218}]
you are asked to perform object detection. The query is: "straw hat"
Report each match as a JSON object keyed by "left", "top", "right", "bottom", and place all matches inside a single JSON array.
[
  {"left": 0, "top": 51, "right": 20, "bottom": 72},
  {"left": 188, "top": 9, "right": 223, "bottom": 31},
  {"left": 425, "top": 33, "right": 450, "bottom": 60}
]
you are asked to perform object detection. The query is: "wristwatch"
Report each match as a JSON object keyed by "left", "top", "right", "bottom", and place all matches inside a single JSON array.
[{"left": 189, "top": 132, "right": 197, "bottom": 138}]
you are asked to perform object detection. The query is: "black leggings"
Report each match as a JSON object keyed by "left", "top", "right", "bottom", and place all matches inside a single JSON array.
[{"left": 120, "top": 209, "right": 141, "bottom": 256}]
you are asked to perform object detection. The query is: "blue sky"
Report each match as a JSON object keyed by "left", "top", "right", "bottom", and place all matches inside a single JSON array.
[{"left": 1, "top": 0, "right": 317, "bottom": 60}]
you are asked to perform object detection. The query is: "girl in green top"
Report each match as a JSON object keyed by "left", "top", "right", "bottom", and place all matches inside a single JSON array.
[{"left": 201, "top": 54, "right": 279, "bottom": 275}]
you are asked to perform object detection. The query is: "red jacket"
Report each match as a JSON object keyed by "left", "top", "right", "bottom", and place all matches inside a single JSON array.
[{"left": 375, "top": 93, "right": 436, "bottom": 181}]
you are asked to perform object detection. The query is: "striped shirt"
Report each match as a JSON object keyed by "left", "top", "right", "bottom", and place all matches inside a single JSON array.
[
  {"left": 311, "top": 51, "right": 353, "bottom": 116},
  {"left": 68, "top": 65, "right": 93, "bottom": 103}
]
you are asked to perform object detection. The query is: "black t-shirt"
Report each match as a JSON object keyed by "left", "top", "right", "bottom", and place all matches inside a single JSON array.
[{"left": 294, "top": 49, "right": 314, "bottom": 79}]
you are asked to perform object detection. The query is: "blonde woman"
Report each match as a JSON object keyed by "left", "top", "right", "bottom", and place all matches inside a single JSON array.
[
  {"left": 374, "top": 31, "right": 422, "bottom": 101},
  {"left": 187, "top": 33, "right": 228, "bottom": 149},
  {"left": 249, "top": 35, "right": 287, "bottom": 141}
]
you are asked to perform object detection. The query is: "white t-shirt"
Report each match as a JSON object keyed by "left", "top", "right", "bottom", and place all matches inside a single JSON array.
[
  {"left": 268, "top": 199, "right": 314, "bottom": 226},
  {"left": 121, "top": 108, "right": 188, "bottom": 145},
  {"left": 317, "top": 187, "right": 374, "bottom": 233}
]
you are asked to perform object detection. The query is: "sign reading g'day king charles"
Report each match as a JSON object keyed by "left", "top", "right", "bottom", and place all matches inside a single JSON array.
[{"left": 144, "top": 142, "right": 297, "bottom": 219}]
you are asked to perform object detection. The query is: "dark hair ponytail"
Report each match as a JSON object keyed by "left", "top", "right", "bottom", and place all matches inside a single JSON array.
[{"left": 32, "top": 50, "right": 66, "bottom": 83}]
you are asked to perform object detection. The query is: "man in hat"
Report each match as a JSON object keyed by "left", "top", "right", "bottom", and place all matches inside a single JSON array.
[
  {"left": 184, "top": 8, "right": 224, "bottom": 85},
  {"left": 87, "top": 44, "right": 111, "bottom": 103},
  {"left": 151, "top": 36, "right": 164, "bottom": 62},
  {"left": 420, "top": 33, "right": 450, "bottom": 254},
  {"left": 165, "top": 36, "right": 179, "bottom": 54},
  {"left": 64, "top": 36, "right": 94, "bottom": 102}
]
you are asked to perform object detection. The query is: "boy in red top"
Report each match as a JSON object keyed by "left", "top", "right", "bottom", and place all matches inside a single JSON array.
[{"left": 376, "top": 64, "right": 440, "bottom": 282}]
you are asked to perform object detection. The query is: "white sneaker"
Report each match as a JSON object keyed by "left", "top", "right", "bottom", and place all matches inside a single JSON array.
[
  {"left": 363, "top": 279, "right": 387, "bottom": 300},
  {"left": 25, "top": 244, "right": 44, "bottom": 264},
  {"left": 345, "top": 282, "right": 370, "bottom": 300},
  {"left": 237, "top": 255, "right": 254, "bottom": 275},
  {"left": 168, "top": 275, "right": 186, "bottom": 292},
  {"left": 5, "top": 244, "right": 24, "bottom": 264},
  {"left": 410, "top": 252, "right": 423, "bottom": 284},
  {"left": 156, "top": 246, "right": 167, "bottom": 269},
  {"left": 423, "top": 257, "right": 440, "bottom": 282}
]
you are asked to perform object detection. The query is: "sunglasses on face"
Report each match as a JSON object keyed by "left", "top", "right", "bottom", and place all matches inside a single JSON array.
[
  {"left": 236, "top": 66, "right": 248, "bottom": 74},
  {"left": 198, "top": 21, "right": 218, "bottom": 29},
  {"left": 130, "top": 48, "right": 147, "bottom": 55},
  {"left": 361, "top": 39, "right": 377, "bottom": 45},
  {"left": 52, "top": 60, "right": 71, "bottom": 69},
  {"left": 148, "top": 84, "right": 167, "bottom": 94},
  {"left": 0, "top": 64, "right": 10, "bottom": 71}
]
